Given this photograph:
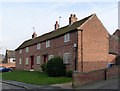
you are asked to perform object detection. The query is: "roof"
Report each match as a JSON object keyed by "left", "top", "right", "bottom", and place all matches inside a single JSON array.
[
  {"left": 110, "top": 35, "right": 120, "bottom": 42},
  {"left": 16, "top": 14, "right": 94, "bottom": 51},
  {"left": 7, "top": 50, "right": 15, "bottom": 58},
  {"left": 111, "top": 29, "right": 120, "bottom": 43},
  {"left": 113, "top": 29, "right": 120, "bottom": 37}
]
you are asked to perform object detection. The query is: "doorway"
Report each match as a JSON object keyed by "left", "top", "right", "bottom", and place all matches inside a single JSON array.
[
  {"left": 43, "top": 54, "right": 48, "bottom": 63},
  {"left": 30, "top": 56, "right": 34, "bottom": 70}
]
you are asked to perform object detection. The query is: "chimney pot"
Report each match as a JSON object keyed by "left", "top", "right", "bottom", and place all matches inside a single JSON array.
[
  {"left": 74, "top": 14, "right": 76, "bottom": 17},
  {"left": 69, "top": 14, "right": 78, "bottom": 25},
  {"left": 54, "top": 21, "right": 59, "bottom": 30},
  {"left": 32, "top": 32, "right": 37, "bottom": 39},
  {"left": 56, "top": 21, "right": 59, "bottom": 25}
]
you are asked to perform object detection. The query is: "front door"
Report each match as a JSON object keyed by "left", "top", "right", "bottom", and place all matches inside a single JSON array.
[
  {"left": 43, "top": 54, "right": 48, "bottom": 63},
  {"left": 30, "top": 56, "right": 34, "bottom": 70}
]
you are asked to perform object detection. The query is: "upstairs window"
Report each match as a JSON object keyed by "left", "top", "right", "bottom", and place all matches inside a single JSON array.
[
  {"left": 37, "top": 56, "right": 41, "bottom": 64},
  {"left": 19, "top": 49, "right": 22, "bottom": 54},
  {"left": 63, "top": 53, "right": 70, "bottom": 64},
  {"left": 26, "top": 47, "right": 29, "bottom": 52},
  {"left": 26, "top": 58, "right": 29, "bottom": 65},
  {"left": 64, "top": 33, "right": 70, "bottom": 42},
  {"left": 37, "top": 43, "right": 41, "bottom": 50},
  {"left": 48, "top": 55, "right": 54, "bottom": 60},
  {"left": 46, "top": 40, "right": 50, "bottom": 48}
]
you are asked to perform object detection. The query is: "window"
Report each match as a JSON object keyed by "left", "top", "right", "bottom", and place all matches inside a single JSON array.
[
  {"left": 64, "top": 33, "right": 70, "bottom": 42},
  {"left": 10, "top": 58, "right": 15, "bottom": 63},
  {"left": 26, "top": 58, "right": 29, "bottom": 65},
  {"left": 19, "top": 49, "right": 22, "bottom": 54},
  {"left": 48, "top": 55, "right": 54, "bottom": 60},
  {"left": 26, "top": 47, "right": 29, "bottom": 52},
  {"left": 19, "top": 58, "right": 21, "bottom": 64},
  {"left": 63, "top": 53, "right": 70, "bottom": 64},
  {"left": 37, "top": 43, "right": 41, "bottom": 50},
  {"left": 37, "top": 56, "right": 41, "bottom": 64},
  {"left": 46, "top": 40, "right": 50, "bottom": 48}
]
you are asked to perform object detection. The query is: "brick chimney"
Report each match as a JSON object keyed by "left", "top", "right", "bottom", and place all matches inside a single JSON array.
[
  {"left": 32, "top": 32, "right": 37, "bottom": 39},
  {"left": 54, "top": 21, "right": 59, "bottom": 30},
  {"left": 69, "top": 14, "right": 78, "bottom": 25}
]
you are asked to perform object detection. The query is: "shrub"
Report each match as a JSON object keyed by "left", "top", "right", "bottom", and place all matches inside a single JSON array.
[
  {"left": 40, "top": 63, "right": 46, "bottom": 72},
  {"left": 46, "top": 57, "right": 66, "bottom": 77},
  {"left": 66, "top": 70, "right": 72, "bottom": 77}
]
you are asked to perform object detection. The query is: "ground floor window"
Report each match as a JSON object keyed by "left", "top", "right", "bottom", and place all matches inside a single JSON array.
[
  {"left": 63, "top": 53, "right": 70, "bottom": 64},
  {"left": 48, "top": 55, "right": 54, "bottom": 60},
  {"left": 19, "top": 58, "right": 21, "bottom": 64},
  {"left": 26, "top": 58, "right": 29, "bottom": 65},
  {"left": 37, "top": 56, "right": 41, "bottom": 64}
]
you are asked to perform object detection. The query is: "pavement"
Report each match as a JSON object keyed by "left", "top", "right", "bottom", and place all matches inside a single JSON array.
[
  {"left": 0, "top": 79, "right": 61, "bottom": 89},
  {"left": 1, "top": 82, "right": 25, "bottom": 89},
  {"left": 0, "top": 77, "right": 119, "bottom": 89}
]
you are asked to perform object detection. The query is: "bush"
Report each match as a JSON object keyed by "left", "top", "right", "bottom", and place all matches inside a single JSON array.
[
  {"left": 46, "top": 57, "right": 66, "bottom": 77},
  {"left": 66, "top": 70, "right": 72, "bottom": 77},
  {"left": 40, "top": 63, "right": 46, "bottom": 72}
]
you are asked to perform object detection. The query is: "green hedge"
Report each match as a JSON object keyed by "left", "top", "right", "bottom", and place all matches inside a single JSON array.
[
  {"left": 46, "top": 57, "right": 66, "bottom": 77},
  {"left": 40, "top": 63, "right": 46, "bottom": 72}
]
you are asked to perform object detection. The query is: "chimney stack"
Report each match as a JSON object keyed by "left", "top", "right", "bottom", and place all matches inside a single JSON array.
[
  {"left": 69, "top": 14, "right": 78, "bottom": 25},
  {"left": 54, "top": 21, "right": 59, "bottom": 30},
  {"left": 32, "top": 32, "right": 37, "bottom": 39}
]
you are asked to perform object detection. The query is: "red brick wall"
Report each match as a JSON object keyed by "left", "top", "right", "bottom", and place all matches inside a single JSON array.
[
  {"left": 16, "top": 31, "right": 78, "bottom": 71},
  {"left": 109, "top": 35, "right": 119, "bottom": 55},
  {"left": 77, "top": 14, "right": 109, "bottom": 72},
  {"left": 72, "top": 66, "right": 119, "bottom": 87},
  {"left": 106, "top": 66, "right": 119, "bottom": 79}
]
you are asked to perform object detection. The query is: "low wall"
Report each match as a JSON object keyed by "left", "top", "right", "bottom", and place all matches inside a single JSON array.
[
  {"left": 0, "top": 63, "right": 15, "bottom": 68},
  {"left": 72, "top": 66, "right": 119, "bottom": 87}
]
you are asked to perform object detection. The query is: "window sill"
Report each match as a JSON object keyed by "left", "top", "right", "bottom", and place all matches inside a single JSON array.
[{"left": 63, "top": 63, "right": 70, "bottom": 65}]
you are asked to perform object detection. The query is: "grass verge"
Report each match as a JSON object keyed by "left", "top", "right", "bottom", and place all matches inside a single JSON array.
[{"left": 1, "top": 71, "right": 72, "bottom": 85}]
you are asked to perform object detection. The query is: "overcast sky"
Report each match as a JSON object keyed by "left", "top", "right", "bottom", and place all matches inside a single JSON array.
[{"left": 0, "top": 0, "right": 119, "bottom": 54}]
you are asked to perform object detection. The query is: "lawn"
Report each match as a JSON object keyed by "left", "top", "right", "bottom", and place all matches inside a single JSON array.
[{"left": 1, "top": 71, "right": 72, "bottom": 85}]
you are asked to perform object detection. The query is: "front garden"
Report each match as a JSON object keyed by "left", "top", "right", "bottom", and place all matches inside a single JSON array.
[{"left": 1, "top": 57, "right": 72, "bottom": 85}]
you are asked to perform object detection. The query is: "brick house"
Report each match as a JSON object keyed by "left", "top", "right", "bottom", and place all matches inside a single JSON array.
[
  {"left": 4, "top": 50, "right": 16, "bottom": 64},
  {"left": 15, "top": 14, "right": 109, "bottom": 72},
  {"left": 109, "top": 29, "right": 120, "bottom": 65}
]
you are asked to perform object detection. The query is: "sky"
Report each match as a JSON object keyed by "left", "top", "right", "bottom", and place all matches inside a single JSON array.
[{"left": 0, "top": 0, "right": 119, "bottom": 54}]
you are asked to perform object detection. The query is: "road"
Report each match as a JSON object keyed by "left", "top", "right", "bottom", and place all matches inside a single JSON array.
[{"left": 0, "top": 82, "right": 25, "bottom": 89}]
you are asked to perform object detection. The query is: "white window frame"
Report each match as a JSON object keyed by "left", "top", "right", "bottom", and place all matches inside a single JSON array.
[
  {"left": 26, "top": 58, "right": 29, "bottom": 65},
  {"left": 46, "top": 40, "right": 50, "bottom": 48},
  {"left": 48, "top": 55, "right": 54, "bottom": 60},
  {"left": 19, "top": 49, "right": 22, "bottom": 54},
  {"left": 19, "top": 58, "right": 22, "bottom": 64},
  {"left": 64, "top": 33, "right": 70, "bottom": 42},
  {"left": 37, "top": 56, "right": 41, "bottom": 64},
  {"left": 26, "top": 47, "right": 29, "bottom": 52},
  {"left": 63, "top": 53, "right": 70, "bottom": 64},
  {"left": 37, "top": 43, "right": 41, "bottom": 50}
]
